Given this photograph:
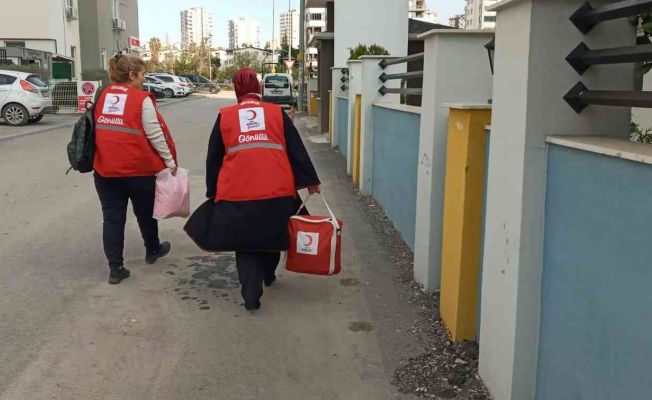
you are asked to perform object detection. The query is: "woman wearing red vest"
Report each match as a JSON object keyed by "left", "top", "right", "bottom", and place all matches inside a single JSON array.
[
  {"left": 185, "top": 68, "right": 320, "bottom": 312},
  {"left": 94, "top": 54, "right": 178, "bottom": 284}
]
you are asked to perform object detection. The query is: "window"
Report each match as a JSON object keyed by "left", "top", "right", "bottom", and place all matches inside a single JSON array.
[
  {"left": 265, "top": 75, "right": 289, "bottom": 89},
  {"left": 156, "top": 76, "right": 174, "bottom": 83},
  {"left": 65, "top": 0, "right": 73, "bottom": 8},
  {"left": 484, "top": 15, "right": 496, "bottom": 22},
  {"left": 5, "top": 41, "right": 25, "bottom": 48},
  {"left": 0, "top": 74, "right": 17, "bottom": 85},
  {"left": 310, "top": 13, "right": 322, "bottom": 21},
  {"left": 26, "top": 75, "right": 46, "bottom": 87},
  {"left": 70, "top": 46, "right": 76, "bottom": 59}
]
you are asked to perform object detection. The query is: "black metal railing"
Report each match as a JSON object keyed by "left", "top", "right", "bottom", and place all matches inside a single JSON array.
[
  {"left": 564, "top": 0, "right": 652, "bottom": 113},
  {"left": 570, "top": 0, "right": 652, "bottom": 34},
  {"left": 340, "top": 68, "right": 349, "bottom": 92},
  {"left": 378, "top": 52, "right": 424, "bottom": 96}
]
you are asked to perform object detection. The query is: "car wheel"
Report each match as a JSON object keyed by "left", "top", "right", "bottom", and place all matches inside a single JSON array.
[
  {"left": 29, "top": 114, "right": 44, "bottom": 123},
  {"left": 164, "top": 89, "right": 174, "bottom": 98},
  {"left": 2, "top": 104, "right": 29, "bottom": 126},
  {"left": 210, "top": 87, "right": 218, "bottom": 94}
]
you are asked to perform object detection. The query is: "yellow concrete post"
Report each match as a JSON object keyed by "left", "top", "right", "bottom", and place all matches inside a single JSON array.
[
  {"left": 352, "top": 94, "right": 362, "bottom": 185},
  {"left": 309, "top": 93, "right": 318, "bottom": 116},
  {"left": 328, "top": 90, "right": 333, "bottom": 143},
  {"left": 440, "top": 105, "right": 492, "bottom": 342}
]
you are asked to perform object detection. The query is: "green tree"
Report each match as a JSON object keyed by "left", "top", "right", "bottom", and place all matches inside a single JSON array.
[
  {"left": 174, "top": 52, "right": 199, "bottom": 74},
  {"left": 162, "top": 53, "right": 176, "bottom": 74},
  {"left": 149, "top": 37, "right": 162, "bottom": 64},
  {"left": 234, "top": 52, "right": 261, "bottom": 69}
]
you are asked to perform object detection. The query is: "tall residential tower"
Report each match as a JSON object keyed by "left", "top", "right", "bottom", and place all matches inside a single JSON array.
[
  {"left": 180, "top": 7, "right": 214, "bottom": 49},
  {"left": 228, "top": 17, "right": 262, "bottom": 49}
]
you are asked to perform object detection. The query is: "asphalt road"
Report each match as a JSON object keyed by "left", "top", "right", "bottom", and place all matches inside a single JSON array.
[{"left": 0, "top": 96, "right": 400, "bottom": 400}]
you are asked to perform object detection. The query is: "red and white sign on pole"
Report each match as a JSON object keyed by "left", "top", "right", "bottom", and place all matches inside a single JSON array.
[
  {"left": 77, "top": 81, "right": 99, "bottom": 112},
  {"left": 129, "top": 36, "right": 141, "bottom": 49},
  {"left": 284, "top": 59, "right": 295, "bottom": 71}
]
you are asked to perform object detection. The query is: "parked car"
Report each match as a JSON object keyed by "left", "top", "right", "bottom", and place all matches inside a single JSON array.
[
  {"left": 143, "top": 83, "right": 166, "bottom": 99},
  {"left": 178, "top": 76, "right": 194, "bottom": 96},
  {"left": 262, "top": 73, "right": 296, "bottom": 110},
  {"left": 0, "top": 70, "right": 51, "bottom": 126},
  {"left": 178, "top": 73, "right": 221, "bottom": 94},
  {"left": 145, "top": 73, "right": 185, "bottom": 98},
  {"left": 143, "top": 76, "right": 167, "bottom": 99}
]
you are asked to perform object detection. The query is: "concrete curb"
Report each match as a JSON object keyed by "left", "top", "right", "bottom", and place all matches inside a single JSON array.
[{"left": 0, "top": 95, "right": 203, "bottom": 143}]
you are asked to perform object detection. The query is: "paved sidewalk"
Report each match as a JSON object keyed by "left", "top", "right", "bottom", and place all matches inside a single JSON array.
[{"left": 1, "top": 98, "right": 423, "bottom": 400}]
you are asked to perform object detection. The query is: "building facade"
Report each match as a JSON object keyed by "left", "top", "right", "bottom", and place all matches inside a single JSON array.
[
  {"left": 448, "top": 14, "right": 466, "bottom": 29},
  {"left": 413, "top": 10, "right": 438, "bottom": 23},
  {"left": 228, "top": 18, "right": 262, "bottom": 49},
  {"left": 408, "top": 0, "right": 426, "bottom": 18},
  {"left": 464, "top": 0, "right": 497, "bottom": 30},
  {"left": 280, "top": 10, "right": 300, "bottom": 48},
  {"left": 79, "top": 0, "right": 140, "bottom": 72},
  {"left": 180, "top": 7, "right": 214, "bottom": 50},
  {"left": 0, "top": 0, "right": 82, "bottom": 79},
  {"left": 305, "top": 7, "right": 327, "bottom": 77}
]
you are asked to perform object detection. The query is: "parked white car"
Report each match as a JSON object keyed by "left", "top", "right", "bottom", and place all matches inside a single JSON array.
[
  {"left": 146, "top": 73, "right": 186, "bottom": 97},
  {"left": 179, "top": 76, "right": 195, "bottom": 95},
  {"left": 0, "top": 70, "right": 52, "bottom": 126}
]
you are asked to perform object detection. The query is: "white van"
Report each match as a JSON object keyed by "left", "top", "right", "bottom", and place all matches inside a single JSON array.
[{"left": 262, "top": 73, "right": 296, "bottom": 110}]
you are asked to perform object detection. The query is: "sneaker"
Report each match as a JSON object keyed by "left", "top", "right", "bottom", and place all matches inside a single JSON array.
[
  {"left": 145, "top": 241, "right": 171, "bottom": 265},
  {"left": 109, "top": 267, "right": 130, "bottom": 284},
  {"left": 264, "top": 275, "right": 276, "bottom": 287}
]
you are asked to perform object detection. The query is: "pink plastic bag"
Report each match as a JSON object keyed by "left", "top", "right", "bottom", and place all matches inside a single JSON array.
[{"left": 153, "top": 168, "right": 190, "bottom": 220}]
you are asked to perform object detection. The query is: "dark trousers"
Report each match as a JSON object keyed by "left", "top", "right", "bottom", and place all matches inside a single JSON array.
[
  {"left": 94, "top": 174, "right": 160, "bottom": 271},
  {"left": 236, "top": 252, "right": 281, "bottom": 306}
]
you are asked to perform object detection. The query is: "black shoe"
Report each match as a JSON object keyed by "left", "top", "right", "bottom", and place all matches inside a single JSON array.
[
  {"left": 109, "top": 267, "right": 130, "bottom": 284},
  {"left": 264, "top": 275, "right": 276, "bottom": 287},
  {"left": 145, "top": 241, "right": 171, "bottom": 265},
  {"left": 245, "top": 301, "right": 261, "bottom": 312}
]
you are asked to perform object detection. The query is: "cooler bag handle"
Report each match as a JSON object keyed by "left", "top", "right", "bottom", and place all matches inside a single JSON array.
[{"left": 296, "top": 193, "right": 340, "bottom": 230}]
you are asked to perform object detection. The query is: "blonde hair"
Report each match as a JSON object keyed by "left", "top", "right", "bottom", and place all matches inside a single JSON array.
[{"left": 108, "top": 54, "right": 145, "bottom": 83}]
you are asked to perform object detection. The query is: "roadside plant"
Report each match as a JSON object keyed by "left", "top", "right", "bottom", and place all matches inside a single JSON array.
[
  {"left": 348, "top": 44, "right": 390, "bottom": 60},
  {"left": 630, "top": 122, "right": 652, "bottom": 143}
]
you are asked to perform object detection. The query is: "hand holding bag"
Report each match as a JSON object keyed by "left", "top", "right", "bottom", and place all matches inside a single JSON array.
[
  {"left": 286, "top": 193, "right": 343, "bottom": 276},
  {"left": 153, "top": 168, "right": 190, "bottom": 220}
]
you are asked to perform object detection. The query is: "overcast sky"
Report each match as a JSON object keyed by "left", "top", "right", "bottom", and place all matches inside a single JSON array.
[{"left": 139, "top": 0, "right": 467, "bottom": 47}]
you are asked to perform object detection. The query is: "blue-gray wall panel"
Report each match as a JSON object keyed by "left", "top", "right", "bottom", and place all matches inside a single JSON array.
[
  {"left": 537, "top": 144, "right": 652, "bottom": 400},
  {"left": 371, "top": 106, "right": 420, "bottom": 250},
  {"left": 337, "top": 98, "right": 348, "bottom": 157}
]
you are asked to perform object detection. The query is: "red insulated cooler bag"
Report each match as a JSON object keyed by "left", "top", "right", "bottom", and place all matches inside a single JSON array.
[{"left": 286, "top": 193, "right": 343, "bottom": 276}]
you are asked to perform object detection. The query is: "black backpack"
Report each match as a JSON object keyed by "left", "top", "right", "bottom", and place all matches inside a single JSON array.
[{"left": 66, "top": 89, "right": 103, "bottom": 174}]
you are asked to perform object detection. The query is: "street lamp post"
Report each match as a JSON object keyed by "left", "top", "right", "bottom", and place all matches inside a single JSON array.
[{"left": 272, "top": 0, "right": 276, "bottom": 73}]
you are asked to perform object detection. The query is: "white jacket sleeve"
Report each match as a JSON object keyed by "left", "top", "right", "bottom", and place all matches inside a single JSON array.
[{"left": 142, "top": 97, "right": 176, "bottom": 169}]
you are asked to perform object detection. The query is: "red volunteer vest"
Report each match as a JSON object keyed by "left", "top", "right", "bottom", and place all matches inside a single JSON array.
[
  {"left": 93, "top": 84, "right": 177, "bottom": 177},
  {"left": 216, "top": 99, "right": 295, "bottom": 201}
]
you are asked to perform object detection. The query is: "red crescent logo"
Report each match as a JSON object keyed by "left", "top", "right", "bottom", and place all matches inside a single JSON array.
[
  {"left": 302, "top": 235, "right": 314, "bottom": 247},
  {"left": 111, "top": 96, "right": 121, "bottom": 105},
  {"left": 246, "top": 110, "right": 257, "bottom": 120}
]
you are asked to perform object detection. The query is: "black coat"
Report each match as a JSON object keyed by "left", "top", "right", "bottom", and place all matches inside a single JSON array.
[{"left": 184, "top": 110, "right": 320, "bottom": 252}]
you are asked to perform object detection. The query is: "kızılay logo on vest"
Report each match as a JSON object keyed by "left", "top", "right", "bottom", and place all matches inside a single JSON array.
[{"left": 239, "top": 107, "right": 266, "bottom": 133}]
